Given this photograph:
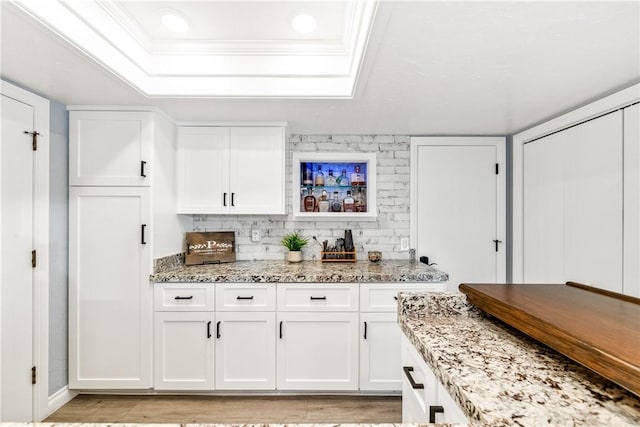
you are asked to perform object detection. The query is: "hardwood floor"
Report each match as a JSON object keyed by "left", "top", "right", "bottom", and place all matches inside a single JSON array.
[{"left": 45, "top": 394, "right": 402, "bottom": 424}]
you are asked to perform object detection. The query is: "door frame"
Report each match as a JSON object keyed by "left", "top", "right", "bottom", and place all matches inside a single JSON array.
[
  {"left": 410, "top": 137, "right": 507, "bottom": 284},
  {"left": 512, "top": 84, "right": 639, "bottom": 283},
  {"left": 0, "top": 80, "right": 50, "bottom": 421}
]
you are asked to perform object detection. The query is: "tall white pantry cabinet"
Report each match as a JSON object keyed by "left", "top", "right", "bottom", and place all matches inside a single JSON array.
[{"left": 68, "top": 108, "right": 185, "bottom": 389}]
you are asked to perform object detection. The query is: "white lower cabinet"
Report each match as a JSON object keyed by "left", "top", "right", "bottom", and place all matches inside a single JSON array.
[
  {"left": 360, "top": 312, "right": 401, "bottom": 391},
  {"left": 215, "top": 312, "right": 276, "bottom": 390},
  {"left": 154, "top": 312, "right": 215, "bottom": 390},
  {"left": 277, "top": 312, "right": 359, "bottom": 391},
  {"left": 401, "top": 333, "right": 468, "bottom": 424}
]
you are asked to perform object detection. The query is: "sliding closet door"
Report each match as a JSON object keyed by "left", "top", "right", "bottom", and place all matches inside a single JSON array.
[{"left": 523, "top": 111, "right": 623, "bottom": 293}]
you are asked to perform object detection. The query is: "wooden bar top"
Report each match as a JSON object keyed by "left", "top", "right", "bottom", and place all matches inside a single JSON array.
[{"left": 459, "top": 282, "right": 640, "bottom": 397}]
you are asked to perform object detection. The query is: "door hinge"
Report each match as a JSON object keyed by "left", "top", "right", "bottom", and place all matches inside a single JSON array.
[
  {"left": 32, "top": 366, "right": 36, "bottom": 385},
  {"left": 24, "top": 131, "right": 40, "bottom": 151},
  {"left": 495, "top": 163, "right": 499, "bottom": 175},
  {"left": 32, "top": 250, "right": 36, "bottom": 268}
]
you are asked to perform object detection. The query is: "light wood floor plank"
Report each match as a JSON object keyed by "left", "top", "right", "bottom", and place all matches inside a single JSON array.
[{"left": 45, "top": 395, "right": 402, "bottom": 424}]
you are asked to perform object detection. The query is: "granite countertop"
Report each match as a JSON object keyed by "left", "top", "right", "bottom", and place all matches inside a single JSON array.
[
  {"left": 150, "top": 260, "right": 448, "bottom": 283},
  {"left": 398, "top": 292, "right": 640, "bottom": 426}
]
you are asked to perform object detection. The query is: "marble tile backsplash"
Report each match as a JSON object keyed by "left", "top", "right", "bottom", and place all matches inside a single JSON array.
[{"left": 192, "top": 134, "right": 411, "bottom": 261}]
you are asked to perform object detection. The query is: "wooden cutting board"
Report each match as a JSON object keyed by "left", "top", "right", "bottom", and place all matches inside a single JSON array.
[{"left": 459, "top": 282, "right": 640, "bottom": 397}]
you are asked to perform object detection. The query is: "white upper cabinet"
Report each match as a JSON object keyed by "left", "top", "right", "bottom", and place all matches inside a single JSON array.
[
  {"left": 177, "top": 126, "right": 286, "bottom": 215},
  {"left": 70, "top": 111, "right": 152, "bottom": 186}
]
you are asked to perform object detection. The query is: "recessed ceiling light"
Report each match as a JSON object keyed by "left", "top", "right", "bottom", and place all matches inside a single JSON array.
[
  {"left": 292, "top": 14, "right": 317, "bottom": 34},
  {"left": 161, "top": 10, "right": 189, "bottom": 33}
]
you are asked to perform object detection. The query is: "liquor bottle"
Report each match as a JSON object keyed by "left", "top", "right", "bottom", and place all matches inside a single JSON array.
[
  {"left": 304, "top": 189, "right": 317, "bottom": 212},
  {"left": 350, "top": 165, "right": 365, "bottom": 186},
  {"left": 354, "top": 188, "right": 365, "bottom": 212},
  {"left": 330, "top": 191, "right": 342, "bottom": 212},
  {"left": 303, "top": 163, "right": 313, "bottom": 186},
  {"left": 318, "top": 190, "right": 330, "bottom": 212},
  {"left": 301, "top": 188, "right": 308, "bottom": 212},
  {"left": 343, "top": 190, "right": 355, "bottom": 212},
  {"left": 337, "top": 169, "right": 350, "bottom": 186},
  {"left": 314, "top": 165, "right": 325, "bottom": 186},
  {"left": 326, "top": 169, "right": 337, "bottom": 186}
]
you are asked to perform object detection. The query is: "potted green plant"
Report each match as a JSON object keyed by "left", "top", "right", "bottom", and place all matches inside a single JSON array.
[{"left": 281, "top": 231, "right": 309, "bottom": 263}]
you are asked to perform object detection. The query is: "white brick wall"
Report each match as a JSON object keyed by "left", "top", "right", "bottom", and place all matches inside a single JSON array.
[{"left": 193, "top": 134, "right": 412, "bottom": 261}]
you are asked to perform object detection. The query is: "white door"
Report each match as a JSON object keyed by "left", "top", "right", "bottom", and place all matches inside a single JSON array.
[
  {"left": 276, "top": 312, "right": 358, "bottom": 391},
  {"left": 1, "top": 94, "right": 34, "bottom": 421},
  {"left": 69, "top": 186, "right": 152, "bottom": 389},
  {"left": 624, "top": 104, "right": 640, "bottom": 297},
  {"left": 215, "top": 312, "right": 276, "bottom": 390},
  {"left": 411, "top": 138, "right": 506, "bottom": 292},
  {"left": 177, "top": 127, "right": 230, "bottom": 214},
  {"left": 229, "top": 127, "right": 285, "bottom": 214},
  {"left": 154, "top": 312, "right": 214, "bottom": 390},
  {"left": 69, "top": 111, "right": 152, "bottom": 186},
  {"left": 360, "top": 312, "right": 401, "bottom": 391}
]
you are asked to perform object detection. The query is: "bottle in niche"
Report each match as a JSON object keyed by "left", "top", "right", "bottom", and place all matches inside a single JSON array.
[
  {"left": 350, "top": 165, "right": 366, "bottom": 186},
  {"left": 337, "top": 169, "right": 350, "bottom": 186},
  {"left": 303, "top": 163, "right": 313, "bottom": 186},
  {"left": 343, "top": 190, "right": 355, "bottom": 212},
  {"left": 318, "top": 190, "right": 330, "bottom": 212},
  {"left": 326, "top": 169, "right": 337, "bottom": 186},
  {"left": 314, "top": 165, "right": 325, "bottom": 186},
  {"left": 354, "top": 188, "right": 365, "bottom": 212},
  {"left": 304, "top": 189, "right": 317, "bottom": 212},
  {"left": 330, "top": 191, "right": 342, "bottom": 212},
  {"left": 300, "top": 188, "right": 308, "bottom": 212}
]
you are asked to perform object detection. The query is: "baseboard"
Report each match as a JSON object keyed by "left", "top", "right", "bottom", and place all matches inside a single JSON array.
[{"left": 48, "top": 386, "right": 78, "bottom": 416}]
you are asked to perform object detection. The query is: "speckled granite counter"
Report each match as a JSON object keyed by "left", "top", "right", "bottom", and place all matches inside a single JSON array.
[
  {"left": 150, "top": 260, "right": 448, "bottom": 283},
  {"left": 398, "top": 292, "right": 640, "bottom": 426}
]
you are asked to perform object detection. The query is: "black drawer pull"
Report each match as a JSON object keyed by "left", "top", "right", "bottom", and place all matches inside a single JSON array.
[
  {"left": 279, "top": 321, "right": 283, "bottom": 339},
  {"left": 141, "top": 224, "right": 147, "bottom": 245},
  {"left": 429, "top": 405, "right": 444, "bottom": 423},
  {"left": 394, "top": 296, "right": 398, "bottom": 301},
  {"left": 310, "top": 296, "right": 327, "bottom": 300},
  {"left": 403, "top": 366, "right": 424, "bottom": 389},
  {"left": 140, "top": 160, "right": 147, "bottom": 177},
  {"left": 231, "top": 192, "right": 235, "bottom": 206},
  {"left": 216, "top": 321, "right": 221, "bottom": 339},
  {"left": 363, "top": 321, "right": 368, "bottom": 340},
  {"left": 223, "top": 192, "right": 227, "bottom": 207},
  {"left": 236, "top": 296, "right": 254, "bottom": 300},
  {"left": 207, "top": 321, "right": 211, "bottom": 339},
  {"left": 174, "top": 296, "right": 193, "bottom": 300}
]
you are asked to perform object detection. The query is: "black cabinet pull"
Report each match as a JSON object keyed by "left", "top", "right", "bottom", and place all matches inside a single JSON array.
[
  {"left": 141, "top": 224, "right": 147, "bottom": 245},
  {"left": 429, "top": 405, "right": 444, "bottom": 423},
  {"left": 310, "top": 296, "right": 327, "bottom": 300},
  {"left": 223, "top": 192, "right": 227, "bottom": 207},
  {"left": 403, "top": 366, "right": 424, "bottom": 389},
  {"left": 394, "top": 296, "right": 398, "bottom": 301},
  {"left": 140, "top": 160, "right": 147, "bottom": 177},
  {"left": 231, "top": 192, "right": 235, "bottom": 206},
  {"left": 236, "top": 296, "right": 254, "bottom": 300},
  {"left": 279, "top": 321, "right": 283, "bottom": 339},
  {"left": 493, "top": 239, "right": 502, "bottom": 252},
  {"left": 363, "top": 321, "right": 368, "bottom": 340},
  {"left": 207, "top": 321, "right": 211, "bottom": 339},
  {"left": 174, "top": 296, "right": 193, "bottom": 300},
  {"left": 216, "top": 321, "right": 221, "bottom": 339}
]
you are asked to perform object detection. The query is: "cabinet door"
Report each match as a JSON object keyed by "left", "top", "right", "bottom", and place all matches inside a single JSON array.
[
  {"left": 69, "top": 111, "right": 152, "bottom": 186},
  {"left": 229, "top": 127, "right": 285, "bottom": 214},
  {"left": 177, "top": 127, "right": 230, "bottom": 214},
  {"left": 360, "top": 312, "right": 401, "bottom": 391},
  {"left": 154, "top": 312, "right": 215, "bottom": 390},
  {"left": 69, "top": 187, "right": 152, "bottom": 389},
  {"left": 215, "top": 312, "right": 276, "bottom": 390},
  {"left": 435, "top": 381, "right": 469, "bottom": 424},
  {"left": 277, "top": 312, "right": 358, "bottom": 390}
]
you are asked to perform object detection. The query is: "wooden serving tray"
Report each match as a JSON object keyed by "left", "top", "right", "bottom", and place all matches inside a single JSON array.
[{"left": 459, "top": 282, "right": 640, "bottom": 397}]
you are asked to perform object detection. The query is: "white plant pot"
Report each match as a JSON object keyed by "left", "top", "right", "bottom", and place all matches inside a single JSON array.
[{"left": 287, "top": 251, "right": 302, "bottom": 263}]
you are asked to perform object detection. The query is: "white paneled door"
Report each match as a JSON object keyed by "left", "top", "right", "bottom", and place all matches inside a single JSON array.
[
  {"left": 411, "top": 138, "right": 506, "bottom": 292},
  {"left": 1, "top": 94, "right": 34, "bottom": 421}
]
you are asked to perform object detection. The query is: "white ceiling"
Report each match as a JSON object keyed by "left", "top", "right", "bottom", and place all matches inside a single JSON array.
[{"left": 1, "top": 1, "right": 639, "bottom": 134}]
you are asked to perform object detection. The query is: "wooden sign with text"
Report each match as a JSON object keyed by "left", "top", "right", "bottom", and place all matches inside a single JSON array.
[{"left": 185, "top": 231, "right": 236, "bottom": 265}]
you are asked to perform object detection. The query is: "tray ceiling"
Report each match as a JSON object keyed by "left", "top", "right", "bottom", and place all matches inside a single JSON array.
[{"left": 11, "top": 0, "right": 378, "bottom": 97}]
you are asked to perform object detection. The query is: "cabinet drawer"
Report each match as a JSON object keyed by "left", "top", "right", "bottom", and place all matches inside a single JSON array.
[
  {"left": 216, "top": 283, "right": 276, "bottom": 311},
  {"left": 154, "top": 284, "right": 214, "bottom": 311},
  {"left": 277, "top": 283, "right": 358, "bottom": 312},
  {"left": 361, "top": 283, "right": 445, "bottom": 312}
]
